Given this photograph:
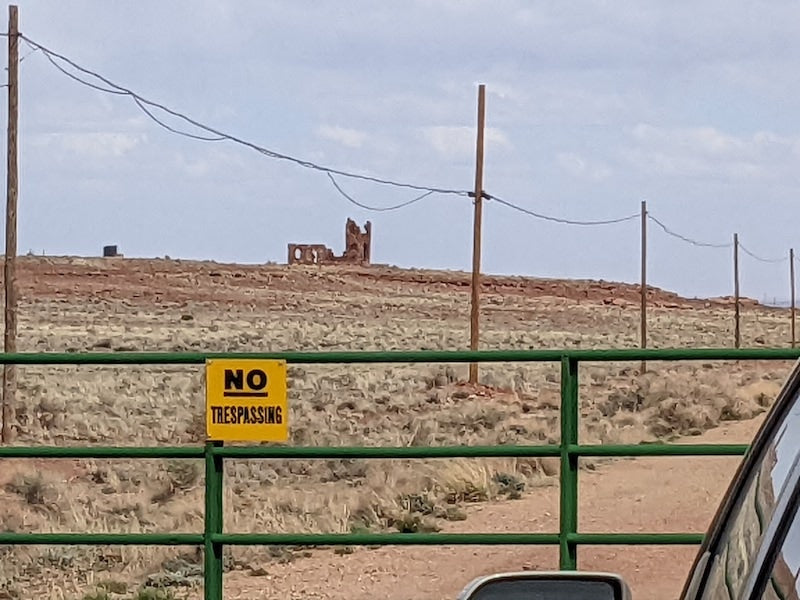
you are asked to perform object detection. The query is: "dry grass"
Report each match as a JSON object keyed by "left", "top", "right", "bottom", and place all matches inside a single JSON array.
[{"left": 0, "top": 259, "right": 795, "bottom": 599}]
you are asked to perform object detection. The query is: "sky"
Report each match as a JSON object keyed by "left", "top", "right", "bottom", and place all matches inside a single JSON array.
[{"left": 5, "top": 0, "right": 800, "bottom": 301}]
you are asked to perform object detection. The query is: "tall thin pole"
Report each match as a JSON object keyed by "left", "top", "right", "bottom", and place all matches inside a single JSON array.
[
  {"left": 640, "top": 200, "right": 647, "bottom": 374},
  {"left": 2, "top": 4, "right": 18, "bottom": 444},
  {"left": 734, "top": 233, "right": 740, "bottom": 349},
  {"left": 469, "top": 84, "right": 486, "bottom": 385},
  {"left": 791, "top": 248, "right": 796, "bottom": 348}
]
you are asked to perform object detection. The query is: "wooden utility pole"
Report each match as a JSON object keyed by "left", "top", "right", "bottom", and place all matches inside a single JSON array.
[
  {"left": 2, "top": 4, "right": 18, "bottom": 444},
  {"left": 733, "top": 233, "right": 740, "bottom": 349},
  {"left": 791, "top": 248, "right": 796, "bottom": 348},
  {"left": 468, "top": 84, "right": 486, "bottom": 384},
  {"left": 640, "top": 200, "right": 647, "bottom": 374}
]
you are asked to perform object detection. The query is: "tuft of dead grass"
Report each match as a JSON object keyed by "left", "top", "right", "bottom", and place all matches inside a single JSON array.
[
  {"left": 0, "top": 261, "right": 794, "bottom": 598},
  {"left": 592, "top": 367, "right": 779, "bottom": 440}
]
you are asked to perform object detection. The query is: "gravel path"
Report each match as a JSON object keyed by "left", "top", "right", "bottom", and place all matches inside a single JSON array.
[{"left": 221, "top": 417, "right": 762, "bottom": 600}]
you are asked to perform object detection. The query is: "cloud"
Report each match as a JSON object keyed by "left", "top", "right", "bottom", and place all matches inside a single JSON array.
[
  {"left": 15, "top": 1, "right": 800, "bottom": 302},
  {"left": 422, "top": 125, "right": 510, "bottom": 160},
  {"left": 556, "top": 152, "right": 612, "bottom": 181},
  {"left": 631, "top": 124, "right": 749, "bottom": 156},
  {"left": 32, "top": 132, "right": 146, "bottom": 160},
  {"left": 316, "top": 125, "right": 369, "bottom": 148},
  {"left": 620, "top": 123, "right": 800, "bottom": 181}
]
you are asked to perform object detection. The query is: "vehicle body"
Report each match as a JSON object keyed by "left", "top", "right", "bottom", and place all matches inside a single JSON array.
[{"left": 457, "top": 358, "right": 800, "bottom": 599}]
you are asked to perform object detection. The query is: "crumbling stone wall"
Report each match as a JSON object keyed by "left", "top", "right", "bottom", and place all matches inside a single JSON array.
[
  {"left": 287, "top": 244, "right": 334, "bottom": 265},
  {"left": 343, "top": 218, "right": 371, "bottom": 264},
  {"left": 288, "top": 219, "right": 371, "bottom": 266}
]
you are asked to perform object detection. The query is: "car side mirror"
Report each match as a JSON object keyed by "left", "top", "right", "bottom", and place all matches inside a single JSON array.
[{"left": 456, "top": 571, "right": 633, "bottom": 600}]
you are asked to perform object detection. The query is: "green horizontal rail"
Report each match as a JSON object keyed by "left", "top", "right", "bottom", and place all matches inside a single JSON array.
[
  {"left": 218, "top": 532, "right": 706, "bottom": 547},
  {"left": 213, "top": 533, "right": 561, "bottom": 546},
  {"left": 0, "top": 446, "right": 205, "bottom": 458},
  {"left": 0, "top": 347, "right": 795, "bottom": 364},
  {"left": 0, "top": 443, "right": 751, "bottom": 460},
  {"left": 0, "top": 347, "right": 784, "bottom": 599},
  {"left": 571, "top": 443, "right": 750, "bottom": 457},
  {"left": 0, "top": 532, "right": 708, "bottom": 547},
  {"left": 0, "top": 533, "right": 203, "bottom": 545},
  {"left": 568, "top": 533, "right": 705, "bottom": 545},
  {"left": 213, "top": 445, "right": 562, "bottom": 459}
]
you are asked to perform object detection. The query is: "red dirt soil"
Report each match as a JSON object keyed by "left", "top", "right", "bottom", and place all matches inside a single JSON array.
[
  {"left": 10, "top": 255, "right": 762, "bottom": 310},
  {"left": 222, "top": 418, "right": 762, "bottom": 600},
  {"left": 1, "top": 255, "right": 775, "bottom": 599}
]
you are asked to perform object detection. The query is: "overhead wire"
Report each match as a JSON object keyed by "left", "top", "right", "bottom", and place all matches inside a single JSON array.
[
  {"left": 484, "top": 192, "right": 639, "bottom": 225},
  {"left": 18, "top": 45, "right": 38, "bottom": 64},
  {"left": 31, "top": 41, "right": 131, "bottom": 96},
  {"left": 10, "top": 31, "right": 795, "bottom": 262},
  {"left": 131, "top": 97, "right": 226, "bottom": 142},
  {"left": 20, "top": 33, "right": 470, "bottom": 198},
  {"left": 739, "top": 242, "right": 787, "bottom": 264},
  {"left": 0, "top": 36, "right": 39, "bottom": 88},
  {"left": 327, "top": 173, "right": 434, "bottom": 211},
  {"left": 647, "top": 214, "right": 732, "bottom": 248}
]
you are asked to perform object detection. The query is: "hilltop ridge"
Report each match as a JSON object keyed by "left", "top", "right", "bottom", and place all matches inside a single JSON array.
[{"left": 4, "top": 255, "right": 764, "bottom": 311}]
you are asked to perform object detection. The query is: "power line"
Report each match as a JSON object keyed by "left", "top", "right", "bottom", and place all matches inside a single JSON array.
[
  {"left": 327, "top": 173, "right": 434, "bottom": 212},
  {"left": 12, "top": 32, "right": 797, "bottom": 264},
  {"left": 647, "top": 214, "right": 732, "bottom": 248},
  {"left": 18, "top": 45, "right": 37, "bottom": 64},
  {"left": 33, "top": 40, "right": 233, "bottom": 142},
  {"left": 4, "top": 44, "right": 36, "bottom": 72},
  {"left": 132, "top": 97, "right": 225, "bottom": 142},
  {"left": 20, "top": 34, "right": 470, "bottom": 197},
  {"left": 29, "top": 40, "right": 129, "bottom": 96},
  {"left": 494, "top": 200, "right": 786, "bottom": 264},
  {"left": 649, "top": 212, "right": 786, "bottom": 260},
  {"left": 485, "top": 193, "right": 639, "bottom": 225},
  {"left": 739, "top": 241, "right": 787, "bottom": 264}
]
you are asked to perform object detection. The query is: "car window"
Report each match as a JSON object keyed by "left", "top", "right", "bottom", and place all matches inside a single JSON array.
[
  {"left": 699, "top": 389, "right": 800, "bottom": 600},
  {"left": 758, "top": 501, "right": 800, "bottom": 600}
]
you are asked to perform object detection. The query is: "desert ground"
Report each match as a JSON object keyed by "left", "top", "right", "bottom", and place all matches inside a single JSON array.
[{"left": 0, "top": 256, "right": 795, "bottom": 600}]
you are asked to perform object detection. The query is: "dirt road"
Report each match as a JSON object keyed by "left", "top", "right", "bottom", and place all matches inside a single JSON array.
[{"left": 221, "top": 417, "right": 761, "bottom": 600}]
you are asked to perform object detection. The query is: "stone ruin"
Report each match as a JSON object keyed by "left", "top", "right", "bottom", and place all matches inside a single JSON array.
[{"left": 288, "top": 218, "right": 371, "bottom": 266}]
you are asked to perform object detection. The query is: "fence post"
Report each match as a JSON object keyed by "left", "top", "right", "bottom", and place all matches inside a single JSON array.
[
  {"left": 791, "top": 248, "right": 795, "bottom": 348},
  {"left": 734, "top": 233, "right": 740, "bottom": 349},
  {"left": 640, "top": 200, "right": 647, "bottom": 374},
  {"left": 204, "top": 441, "right": 224, "bottom": 600},
  {"left": 559, "top": 356, "right": 579, "bottom": 570},
  {"left": 2, "top": 4, "right": 19, "bottom": 445},
  {"left": 469, "top": 83, "right": 486, "bottom": 384}
]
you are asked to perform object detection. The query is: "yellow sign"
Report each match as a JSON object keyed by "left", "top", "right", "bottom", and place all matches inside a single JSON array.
[{"left": 205, "top": 359, "right": 288, "bottom": 442}]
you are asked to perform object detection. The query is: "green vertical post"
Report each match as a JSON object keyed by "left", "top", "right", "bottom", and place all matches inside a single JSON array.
[
  {"left": 559, "top": 356, "right": 579, "bottom": 570},
  {"left": 204, "top": 441, "right": 224, "bottom": 600}
]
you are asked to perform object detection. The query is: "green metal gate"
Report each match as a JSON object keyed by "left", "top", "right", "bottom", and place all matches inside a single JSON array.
[{"left": 1, "top": 347, "right": 797, "bottom": 599}]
